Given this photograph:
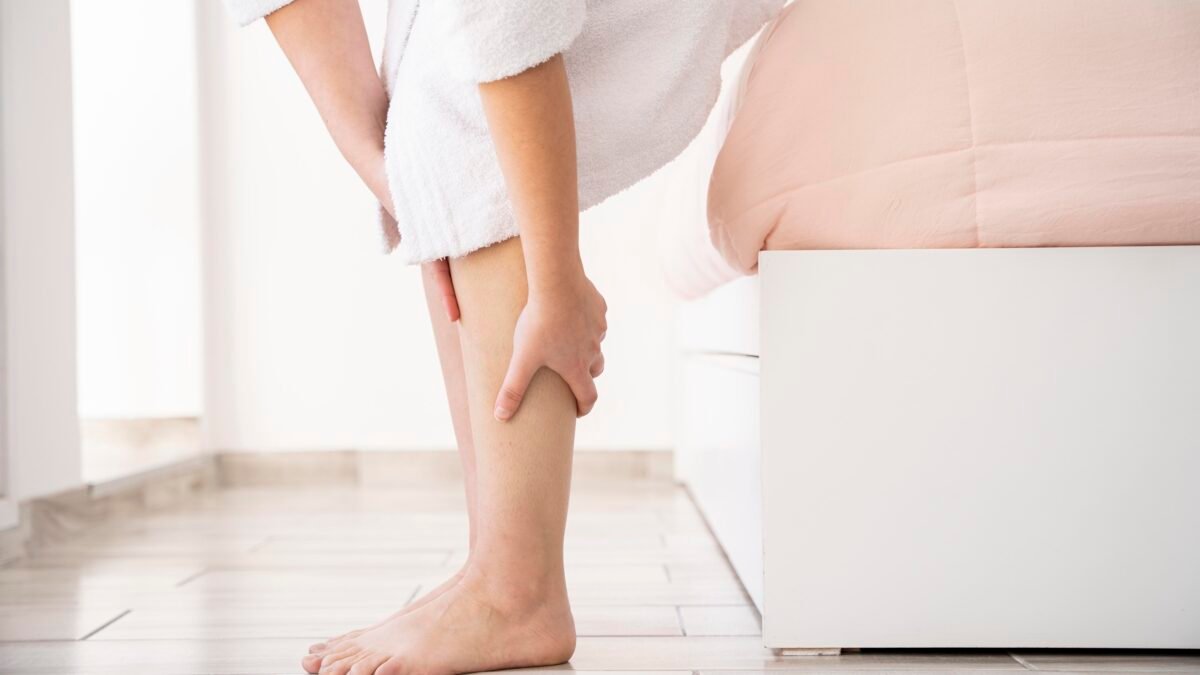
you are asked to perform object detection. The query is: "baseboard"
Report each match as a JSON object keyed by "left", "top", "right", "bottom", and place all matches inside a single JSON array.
[
  {"left": 216, "top": 449, "right": 675, "bottom": 488},
  {"left": 0, "top": 449, "right": 673, "bottom": 565},
  {"left": 572, "top": 449, "right": 675, "bottom": 484},
  {"left": 0, "top": 454, "right": 219, "bottom": 565}
]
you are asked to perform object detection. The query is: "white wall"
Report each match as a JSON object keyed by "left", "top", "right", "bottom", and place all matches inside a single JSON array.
[
  {"left": 198, "top": 1, "right": 681, "bottom": 452},
  {"left": 1, "top": 0, "right": 83, "bottom": 501},
  {"left": 71, "top": 0, "right": 204, "bottom": 420}
]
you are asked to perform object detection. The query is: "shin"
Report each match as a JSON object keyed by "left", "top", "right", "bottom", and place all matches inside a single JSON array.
[{"left": 449, "top": 237, "right": 577, "bottom": 601}]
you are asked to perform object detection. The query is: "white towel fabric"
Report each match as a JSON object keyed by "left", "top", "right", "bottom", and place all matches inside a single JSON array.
[
  {"left": 228, "top": 0, "right": 783, "bottom": 264},
  {"left": 227, "top": 0, "right": 296, "bottom": 27}
]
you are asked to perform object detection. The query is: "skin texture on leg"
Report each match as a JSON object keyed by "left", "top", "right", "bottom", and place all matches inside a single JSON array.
[
  {"left": 306, "top": 262, "right": 480, "bottom": 659},
  {"left": 304, "top": 238, "right": 577, "bottom": 675},
  {"left": 452, "top": 238, "right": 576, "bottom": 588},
  {"left": 421, "top": 261, "right": 480, "bottom": 548}
]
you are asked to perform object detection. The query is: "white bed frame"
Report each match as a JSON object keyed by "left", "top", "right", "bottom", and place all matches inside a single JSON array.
[{"left": 675, "top": 246, "right": 1200, "bottom": 652}]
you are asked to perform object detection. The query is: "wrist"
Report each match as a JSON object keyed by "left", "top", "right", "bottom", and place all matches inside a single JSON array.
[
  {"left": 353, "top": 149, "right": 393, "bottom": 217},
  {"left": 527, "top": 253, "right": 586, "bottom": 297}
]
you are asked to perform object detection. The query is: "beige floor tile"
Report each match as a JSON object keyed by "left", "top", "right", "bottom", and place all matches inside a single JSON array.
[
  {"left": 4, "top": 481, "right": 1191, "bottom": 674},
  {"left": 0, "top": 638, "right": 1032, "bottom": 675},
  {"left": 667, "top": 561, "right": 746, "bottom": 584},
  {"left": 565, "top": 517, "right": 677, "bottom": 535},
  {"left": 1011, "top": 651, "right": 1200, "bottom": 672},
  {"left": 0, "top": 589, "right": 410, "bottom": 611},
  {"left": 32, "top": 536, "right": 269, "bottom": 558},
  {"left": 176, "top": 569, "right": 429, "bottom": 593},
  {"left": 15, "top": 549, "right": 450, "bottom": 572},
  {"left": 174, "top": 566, "right": 674, "bottom": 601},
  {"left": 568, "top": 638, "right": 1026, "bottom": 670},
  {"left": 662, "top": 533, "right": 728, "bottom": 552},
  {"left": 679, "top": 605, "right": 761, "bottom": 636},
  {"left": 574, "top": 606, "right": 682, "bottom": 637},
  {"left": 86, "top": 604, "right": 684, "bottom": 640},
  {"left": 2, "top": 554, "right": 205, "bottom": 574},
  {"left": 5, "top": 552, "right": 223, "bottom": 570},
  {"left": 0, "top": 585, "right": 173, "bottom": 607},
  {"left": 568, "top": 583, "right": 749, "bottom": 607},
  {"left": 0, "top": 638, "right": 312, "bottom": 674},
  {"left": 446, "top": 547, "right": 731, "bottom": 568},
  {"left": 253, "top": 534, "right": 470, "bottom": 553},
  {"left": 696, "top": 662, "right": 1032, "bottom": 667},
  {"left": 220, "top": 550, "right": 451, "bottom": 570},
  {"left": 86, "top": 606, "right": 390, "bottom": 640},
  {"left": 0, "top": 606, "right": 128, "bottom": 641},
  {"left": 506, "top": 671, "right": 689, "bottom": 675},
  {"left": 566, "top": 564, "right": 669, "bottom": 585},
  {"left": 0, "top": 565, "right": 202, "bottom": 589},
  {"left": 258, "top": 532, "right": 668, "bottom": 552}
]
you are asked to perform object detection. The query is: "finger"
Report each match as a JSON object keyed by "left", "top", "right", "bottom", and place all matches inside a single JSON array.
[
  {"left": 495, "top": 351, "right": 539, "bottom": 421},
  {"left": 568, "top": 369, "right": 599, "bottom": 417},
  {"left": 590, "top": 352, "right": 605, "bottom": 378},
  {"left": 431, "top": 258, "right": 460, "bottom": 322}
]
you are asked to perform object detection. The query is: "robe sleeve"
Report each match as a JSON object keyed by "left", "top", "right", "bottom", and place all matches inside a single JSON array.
[
  {"left": 430, "top": 0, "right": 587, "bottom": 82},
  {"left": 225, "top": 0, "right": 296, "bottom": 27}
]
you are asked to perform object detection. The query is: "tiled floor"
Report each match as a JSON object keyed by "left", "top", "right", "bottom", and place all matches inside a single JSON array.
[{"left": 2, "top": 479, "right": 1197, "bottom": 674}]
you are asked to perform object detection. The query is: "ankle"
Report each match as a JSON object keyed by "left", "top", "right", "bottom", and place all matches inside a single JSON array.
[
  {"left": 460, "top": 563, "right": 577, "bottom": 663},
  {"left": 462, "top": 562, "right": 568, "bottom": 613}
]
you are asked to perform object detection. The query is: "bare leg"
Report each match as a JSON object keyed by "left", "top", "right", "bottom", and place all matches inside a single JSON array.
[
  {"left": 304, "top": 237, "right": 577, "bottom": 675},
  {"left": 419, "top": 261, "right": 481, "bottom": 550},
  {"left": 307, "top": 262, "right": 481, "bottom": 658}
]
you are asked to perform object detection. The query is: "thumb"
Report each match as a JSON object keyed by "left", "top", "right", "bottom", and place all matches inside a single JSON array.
[{"left": 495, "top": 349, "right": 539, "bottom": 422}]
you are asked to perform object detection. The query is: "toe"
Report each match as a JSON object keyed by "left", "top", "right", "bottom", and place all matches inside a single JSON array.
[
  {"left": 316, "top": 647, "right": 359, "bottom": 675},
  {"left": 319, "top": 628, "right": 362, "bottom": 654},
  {"left": 301, "top": 652, "right": 324, "bottom": 673},
  {"left": 373, "top": 657, "right": 403, "bottom": 675},
  {"left": 347, "top": 653, "right": 390, "bottom": 675},
  {"left": 323, "top": 651, "right": 365, "bottom": 675}
]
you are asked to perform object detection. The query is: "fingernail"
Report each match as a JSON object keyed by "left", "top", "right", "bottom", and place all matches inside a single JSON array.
[{"left": 494, "top": 406, "right": 511, "bottom": 421}]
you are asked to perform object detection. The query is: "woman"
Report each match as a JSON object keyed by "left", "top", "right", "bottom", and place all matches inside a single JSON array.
[{"left": 225, "top": 0, "right": 781, "bottom": 673}]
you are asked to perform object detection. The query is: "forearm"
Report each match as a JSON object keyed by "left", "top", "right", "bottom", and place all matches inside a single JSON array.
[
  {"left": 265, "top": 0, "right": 392, "bottom": 214},
  {"left": 478, "top": 55, "right": 582, "bottom": 292}
]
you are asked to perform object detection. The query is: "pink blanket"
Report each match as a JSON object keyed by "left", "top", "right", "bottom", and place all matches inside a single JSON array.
[{"left": 707, "top": 0, "right": 1200, "bottom": 276}]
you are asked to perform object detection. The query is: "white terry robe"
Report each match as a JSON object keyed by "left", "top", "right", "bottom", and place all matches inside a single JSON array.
[{"left": 228, "top": 0, "right": 783, "bottom": 264}]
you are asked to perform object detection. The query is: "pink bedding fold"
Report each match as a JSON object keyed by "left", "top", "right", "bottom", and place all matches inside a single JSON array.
[{"left": 707, "top": 0, "right": 1200, "bottom": 276}]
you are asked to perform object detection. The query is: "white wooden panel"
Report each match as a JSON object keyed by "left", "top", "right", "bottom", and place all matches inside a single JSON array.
[
  {"left": 677, "top": 275, "right": 760, "bottom": 357},
  {"left": 676, "top": 354, "right": 763, "bottom": 610},
  {"left": 760, "top": 246, "right": 1200, "bottom": 649},
  {"left": 1, "top": 0, "right": 83, "bottom": 502}
]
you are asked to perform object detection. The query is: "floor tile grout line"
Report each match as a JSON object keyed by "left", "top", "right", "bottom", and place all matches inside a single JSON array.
[
  {"left": 677, "top": 485, "right": 761, "bottom": 612},
  {"left": 174, "top": 567, "right": 211, "bottom": 587},
  {"left": 1008, "top": 651, "right": 1038, "bottom": 670},
  {"left": 77, "top": 609, "right": 131, "bottom": 641},
  {"left": 404, "top": 585, "right": 422, "bottom": 607},
  {"left": 244, "top": 536, "right": 274, "bottom": 553},
  {"left": 17, "top": 485, "right": 1189, "bottom": 671}
]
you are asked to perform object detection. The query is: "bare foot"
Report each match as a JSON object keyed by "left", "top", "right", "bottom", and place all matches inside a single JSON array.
[
  {"left": 300, "top": 569, "right": 575, "bottom": 675},
  {"left": 306, "top": 567, "right": 467, "bottom": 657}
]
